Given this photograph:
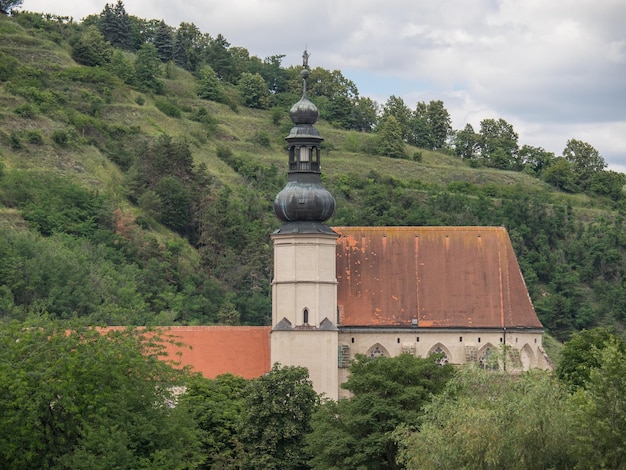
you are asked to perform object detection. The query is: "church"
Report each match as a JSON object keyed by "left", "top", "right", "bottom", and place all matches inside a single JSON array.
[{"left": 162, "top": 60, "right": 550, "bottom": 400}]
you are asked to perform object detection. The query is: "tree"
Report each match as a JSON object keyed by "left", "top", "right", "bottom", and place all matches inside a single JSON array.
[
  {"left": 454, "top": 123, "right": 480, "bottom": 161},
  {"left": 239, "top": 364, "right": 317, "bottom": 470},
  {"left": 134, "top": 42, "right": 163, "bottom": 93},
  {"left": 542, "top": 157, "right": 577, "bottom": 191},
  {"left": 411, "top": 100, "right": 452, "bottom": 150},
  {"left": 307, "top": 353, "right": 453, "bottom": 470},
  {"left": 396, "top": 368, "right": 576, "bottom": 469},
  {"left": 570, "top": 341, "right": 626, "bottom": 468},
  {"left": 563, "top": 138, "right": 606, "bottom": 189},
  {"left": 179, "top": 374, "right": 247, "bottom": 469},
  {"left": 196, "top": 65, "right": 223, "bottom": 102},
  {"left": 556, "top": 327, "right": 625, "bottom": 390},
  {"left": 478, "top": 118, "right": 519, "bottom": 169},
  {"left": 173, "top": 22, "right": 204, "bottom": 72},
  {"left": 205, "top": 34, "right": 235, "bottom": 82},
  {"left": 98, "top": 1, "right": 132, "bottom": 51},
  {"left": 0, "top": 0, "right": 22, "bottom": 14},
  {"left": 352, "top": 96, "right": 378, "bottom": 132},
  {"left": 238, "top": 72, "right": 269, "bottom": 109},
  {"left": 154, "top": 20, "right": 174, "bottom": 62},
  {"left": 377, "top": 115, "right": 407, "bottom": 159},
  {"left": 71, "top": 25, "right": 113, "bottom": 66},
  {"left": 518, "top": 144, "right": 555, "bottom": 175},
  {"left": 106, "top": 49, "right": 135, "bottom": 85},
  {"left": 589, "top": 169, "right": 626, "bottom": 200},
  {"left": 380, "top": 95, "right": 412, "bottom": 141},
  {"left": 0, "top": 320, "right": 203, "bottom": 469}
]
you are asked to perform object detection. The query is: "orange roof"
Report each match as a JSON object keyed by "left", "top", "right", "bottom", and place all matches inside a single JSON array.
[
  {"left": 334, "top": 227, "right": 542, "bottom": 329},
  {"left": 160, "top": 326, "right": 271, "bottom": 379}
]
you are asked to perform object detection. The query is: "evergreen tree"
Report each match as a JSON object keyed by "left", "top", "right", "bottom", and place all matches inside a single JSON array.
[
  {"left": 454, "top": 123, "right": 480, "bottom": 161},
  {"left": 154, "top": 20, "right": 174, "bottom": 62},
  {"left": 206, "top": 34, "right": 235, "bottom": 82},
  {"left": 98, "top": 1, "right": 133, "bottom": 51},
  {"left": 426, "top": 99, "right": 452, "bottom": 150},
  {"left": 173, "top": 22, "right": 204, "bottom": 72},
  {"left": 377, "top": 115, "right": 407, "bottom": 158}
]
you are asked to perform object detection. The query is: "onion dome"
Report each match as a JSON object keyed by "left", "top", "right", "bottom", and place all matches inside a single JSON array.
[
  {"left": 289, "top": 69, "right": 319, "bottom": 125},
  {"left": 272, "top": 50, "right": 336, "bottom": 232}
]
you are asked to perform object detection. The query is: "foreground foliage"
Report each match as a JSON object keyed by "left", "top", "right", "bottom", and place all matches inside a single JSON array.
[
  {"left": 0, "top": 319, "right": 202, "bottom": 469},
  {"left": 307, "top": 353, "right": 454, "bottom": 470}
]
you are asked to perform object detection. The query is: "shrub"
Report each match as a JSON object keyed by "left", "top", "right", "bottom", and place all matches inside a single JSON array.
[
  {"left": 51, "top": 129, "right": 69, "bottom": 146},
  {"left": 253, "top": 130, "right": 270, "bottom": 148},
  {"left": 25, "top": 130, "right": 43, "bottom": 145},
  {"left": 10, "top": 133, "right": 22, "bottom": 150},
  {"left": 154, "top": 98, "right": 181, "bottom": 118},
  {"left": 13, "top": 103, "right": 36, "bottom": 118}
]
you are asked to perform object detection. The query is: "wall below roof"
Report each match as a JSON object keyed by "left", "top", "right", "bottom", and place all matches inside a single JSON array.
[{"left": 337, "top": 328, "right": 550, "bottom": 399}]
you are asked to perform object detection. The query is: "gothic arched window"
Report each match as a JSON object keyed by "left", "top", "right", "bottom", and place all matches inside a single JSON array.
[
  {"left": 366, "top": 343, "right": 389, "bottom": 358},
  {"left": 479, "top": 347, "right": 499, "bottom": 370},
  {"left": 431, "top": 346, "right": 449, "bottom": 366}
]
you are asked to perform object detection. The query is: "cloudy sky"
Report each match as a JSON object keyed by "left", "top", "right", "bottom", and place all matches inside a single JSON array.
[{"left": 23, "top": 0, "right": 626, "bottom": 171}]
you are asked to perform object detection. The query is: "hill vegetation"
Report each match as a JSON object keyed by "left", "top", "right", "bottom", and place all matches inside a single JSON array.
[{"left": 0, "top": 4, "right": 625, "bottom": 342}]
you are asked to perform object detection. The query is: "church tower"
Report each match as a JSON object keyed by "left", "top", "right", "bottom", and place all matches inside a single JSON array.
[{"left": 270, "top": 52, "right": 340, "bottom": 399}]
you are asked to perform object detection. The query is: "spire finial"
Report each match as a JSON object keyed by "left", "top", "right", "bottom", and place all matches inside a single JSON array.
[{"left": 302, "top": 47, "right": 310, "bottom": 69}]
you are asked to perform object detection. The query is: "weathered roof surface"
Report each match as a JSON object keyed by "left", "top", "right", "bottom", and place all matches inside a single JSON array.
[
  {"left": 161, "top": 326, "right": 271, "bottom": 379},
  {"left": 334, "top": 227, "right": 542, "bottom": 329}
]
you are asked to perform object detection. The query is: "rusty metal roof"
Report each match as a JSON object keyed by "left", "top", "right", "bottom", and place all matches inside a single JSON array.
[{"left": 334, "top": 227, "right": 542, "bottom": 329}]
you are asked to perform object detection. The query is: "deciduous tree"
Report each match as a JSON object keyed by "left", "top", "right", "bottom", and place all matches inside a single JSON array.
[
  {"left": 307, "top": 353, "right": 453, "bottom": 470},
  {"left": 0, "top": 320, "right": 202, "bottom": 469},
  {"left": 396, "top": 368, "right": 576, "bottom": 469},
  {"left": 563, "top": 138, "right": 606, "bottom": 189},
  {"left": 238, "top": 72, "right": 269, "bottom": 109},
  {"left": 239, "top": 364, "right": 317, "bottom": 470}
]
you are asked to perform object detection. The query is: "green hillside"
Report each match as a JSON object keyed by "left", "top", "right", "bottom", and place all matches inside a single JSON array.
[{"left": 1, "top": 10, "right": 625, "bottom": 341}]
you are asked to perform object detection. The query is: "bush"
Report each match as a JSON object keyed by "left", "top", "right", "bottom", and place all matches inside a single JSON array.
[
  {"left": 10, "top": 133, "right": 22, "bottom": 150},
  {"left": 253, "top": 130, "right": 270, "bottom": 148},
  {"left": 51, "top": 129, "right": 69, "bottom": 146},
  {"left": 25, "top": 130, "right": 43, "bottom": 145},
  {"left": 154, "top": 98, "right": 181, "bottom": 118},
  {"left": 13, "top": 103, "right": 36, "bottom": 118}
]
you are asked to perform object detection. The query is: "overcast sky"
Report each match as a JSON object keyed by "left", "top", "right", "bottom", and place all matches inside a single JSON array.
[{"left": 22, "top": 0, "right": 626, "bottom": 171}]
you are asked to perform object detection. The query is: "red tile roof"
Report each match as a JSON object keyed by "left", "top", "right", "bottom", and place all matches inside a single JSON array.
[
  {"left": 160, "top": 326, "right": 271, "bottom": 379},
  {"left": 334, "top": 227, "right": 542, "bottom": 329}
]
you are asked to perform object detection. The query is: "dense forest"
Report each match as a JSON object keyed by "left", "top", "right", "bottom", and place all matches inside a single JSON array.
[{"left": 2, "top": 2, "right": 626, "bottom": 468}]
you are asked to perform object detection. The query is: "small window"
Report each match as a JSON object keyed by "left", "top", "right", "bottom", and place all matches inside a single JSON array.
[
  {"left": 303, "top": 308, "right": 309, "bottom": 324},
  {"left": 478, "top": 337, "right": 481, "bottom": 343},
  {"left": 459, "top": 336, "right": 463, "bottom": 342},
  {"left": 499, "top": 337, "right": 503, "bottom": 343},
  {"left": 351, "top": 337, "right": 355, "bottom": 344},
  {"left": 397, "top": 338, "right": 400, "bottom": 344},
  {"left": 416, "top": 336, "right": 420, "bottom": 342}
]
